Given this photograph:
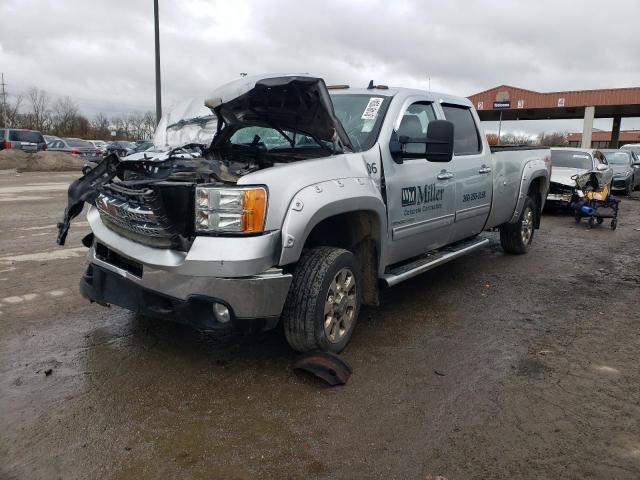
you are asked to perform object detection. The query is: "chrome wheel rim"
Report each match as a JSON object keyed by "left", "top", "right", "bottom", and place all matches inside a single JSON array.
[
  {"left": 521, "top": 207, "right": 534, "bottom": 244},
  {"left": 324, "top": 268, "right": 357, "bottom": 343}
]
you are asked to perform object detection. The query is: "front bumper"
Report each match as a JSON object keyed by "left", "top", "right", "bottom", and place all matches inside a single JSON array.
[
  {"left": 612, "top": 177, "right": 630, "bottom": 191},
  {"left": 546, "top": 192, "right": 573, "bottom": 204},
  {"left": 83, "top": 243, "right": 292, "bottom": 324}
]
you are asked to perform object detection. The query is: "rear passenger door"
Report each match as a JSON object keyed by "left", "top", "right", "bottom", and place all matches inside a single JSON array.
[{"left": 441, "top": 104, "right": 493, "bottom": 242}]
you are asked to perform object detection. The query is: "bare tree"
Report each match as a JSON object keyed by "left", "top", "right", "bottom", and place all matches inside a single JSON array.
[
  {"left": 91, "top": 112, "right": 111, "bottom": 139},
  {"left": 0, "top": 94, "right": 23, "bottom": 129},
  {"left": 52, "top": 96, "right": 79, "bottom": 136},
  {"left": 538, "top": 132, "right": 569, "bottom": 147},
  {"left": 26, "top": 87, "right": 51, "bottom": 132},
  {"left": 143, "top": 111, "right": 156, "bottom": 139}
]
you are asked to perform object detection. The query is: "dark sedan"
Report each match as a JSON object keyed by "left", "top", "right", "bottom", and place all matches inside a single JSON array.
[
  {"left": 602, "top": 149, "right": 640, "bottom": 195},
  {"left": 47, "top": 138, "right": 102, "bottom": 163},
  {"left": 105, "top": 141, "right": 134, "bottom": 157}
]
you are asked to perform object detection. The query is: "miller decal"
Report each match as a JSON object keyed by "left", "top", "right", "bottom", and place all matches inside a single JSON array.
[{"left": 401, "top": 184, "right": 444, "bottom": 207}]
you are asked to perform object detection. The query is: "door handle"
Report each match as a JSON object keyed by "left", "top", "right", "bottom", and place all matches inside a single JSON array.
[
  {"left": 478, "top": 165, "right": 492, "bottom": 174},
  {"left": 437, "top": 170, "right": 455, "bottom": 180}
]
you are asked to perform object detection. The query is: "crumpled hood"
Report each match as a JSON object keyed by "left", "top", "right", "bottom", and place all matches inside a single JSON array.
[
  {"left": 153, "top": 97, "right": 217, "bottom": 149},
  {"left": 551, "top": 166, "right": 589, "bottom": 187},
  {"left": 153, "top": 73, "right": 352, "bottom": 151}
]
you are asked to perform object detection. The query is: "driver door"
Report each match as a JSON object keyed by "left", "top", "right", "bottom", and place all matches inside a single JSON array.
[{"left": 381, "top": 100, "right": 456, "bottom": 265}]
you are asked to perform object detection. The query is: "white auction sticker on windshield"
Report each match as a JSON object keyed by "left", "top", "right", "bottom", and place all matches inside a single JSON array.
[{"left": 361, "top": 97, "right": 384, "bottom": 120}]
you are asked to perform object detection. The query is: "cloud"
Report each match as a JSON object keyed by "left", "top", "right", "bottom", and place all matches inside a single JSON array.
[{"left": 1, "top": 0, "right": 639, "bottom": 134}]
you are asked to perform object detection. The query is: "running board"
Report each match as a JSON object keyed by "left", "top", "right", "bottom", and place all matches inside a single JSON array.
[{"left": 382, "top": 237, "right": 490, "bottom": 287}]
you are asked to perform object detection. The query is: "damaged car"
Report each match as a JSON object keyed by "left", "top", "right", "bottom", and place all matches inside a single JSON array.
[
  {"left": 57, "top": 74, "right": 550, "bottom": 353},
  {"left": 546, "top": 148, "right": 613, "bottom": 208}
]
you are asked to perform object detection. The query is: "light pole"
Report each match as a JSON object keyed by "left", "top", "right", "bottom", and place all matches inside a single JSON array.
[{"left": 154, "top": 0, "right": 162, "bottom": 125}]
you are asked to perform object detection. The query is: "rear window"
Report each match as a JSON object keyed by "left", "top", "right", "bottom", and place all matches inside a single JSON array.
[
  {"left": 441, "top": 105, "right": 482, "bottom": 155},
  {"left": 66, "top": 139, "right": 94, "bottom": 148},
  {"left": 9, "top": 130, "right": 44, "bottom": 143}
]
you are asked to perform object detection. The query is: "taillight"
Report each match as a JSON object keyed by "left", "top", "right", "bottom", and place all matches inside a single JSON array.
[
  {"left": 3, "top": 141, "right": 11, "bottom": 149},
  {"left": 69, "top": 149, "right": 81, "bottom": 155}
]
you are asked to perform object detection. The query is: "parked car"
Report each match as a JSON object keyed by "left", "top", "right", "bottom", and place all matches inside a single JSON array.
[
  {"left": 546, "top": 148, "right": 613, "bottom": 207},
  {"left": 621, "top": 144, "right": 640, "bottom": 157},
  {"left": 58, "top": 74, "right": 551, "bottom": 354},
  {"left": 0, "top": 128, "right": 47, "bottom": 152},
  {"left": 602, "top": 149, "right": 640, "bottom": 194},
  {"left": 105, "top": 141, "right": 134, "bottom": 157},
  {"left": 129, "top": 140, "right": 154, "bottom": 154},
  {"left": 47, "top": 138, "right": 102, "bottom": 162},
  {"left": 88, "top": 140, "right": 109, "bottom": 156},
  {"left": 44, "top": 135, "right": 61, "bottom": 145}
]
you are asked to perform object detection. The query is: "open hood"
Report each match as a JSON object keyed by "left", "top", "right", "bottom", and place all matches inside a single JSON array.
[{"left": 153, "top": 74, "right": 352, "bottom": 151}]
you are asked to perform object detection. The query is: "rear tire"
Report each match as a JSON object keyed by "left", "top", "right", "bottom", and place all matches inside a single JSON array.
[
  {"left": 500, "top": 196, "right": 536, "bottom": 254},
  {"left": 282, "top": 247, "right": 362, "bottom": 353}
]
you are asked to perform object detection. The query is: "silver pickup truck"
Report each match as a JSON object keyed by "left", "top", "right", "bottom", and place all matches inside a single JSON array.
[{"left": 57, "top": 74, "right": 551, "bottom": 353}]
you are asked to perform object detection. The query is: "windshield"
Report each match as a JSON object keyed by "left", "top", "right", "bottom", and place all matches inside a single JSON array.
[
  {"left": 622, "top": 145, "right": 640, "bottom": 155},
  {"left": 228, "top": 126, "right": 330, "bottom": 151},
  {"left": 330, "top": 94, "right": 391, "bottom": 152},
  {"left": 551, "top": 150, "right": 592, "bottom": 170},
  {"left": 603, "top": 151, "right": 630, "bottom": 165}
]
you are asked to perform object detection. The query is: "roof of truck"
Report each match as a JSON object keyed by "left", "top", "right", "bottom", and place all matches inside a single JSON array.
[{"left": 329, "top": 86, "right": 473, "bottom": 108}]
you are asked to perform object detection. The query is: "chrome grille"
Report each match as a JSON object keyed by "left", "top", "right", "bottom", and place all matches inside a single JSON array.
[{"left": 96, "top": 188, "right": 176, "bottom": 241}]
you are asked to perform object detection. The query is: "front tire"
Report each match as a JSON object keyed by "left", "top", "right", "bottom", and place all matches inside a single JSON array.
[
  {"left": 500, "top": 196, "right": 536, "bottom": 254},
  {"left": 282, "top": 247, "right": 362, "bottom": 353}
]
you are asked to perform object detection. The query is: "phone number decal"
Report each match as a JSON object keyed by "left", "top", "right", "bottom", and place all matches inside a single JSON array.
[{"left": 462, "top": 191, "right": 486, "bottom": 202}]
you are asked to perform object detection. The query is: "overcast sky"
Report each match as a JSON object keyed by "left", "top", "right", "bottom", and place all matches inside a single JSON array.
[{"left": 1, "top": 0, "right": 639, "bottom": 135}]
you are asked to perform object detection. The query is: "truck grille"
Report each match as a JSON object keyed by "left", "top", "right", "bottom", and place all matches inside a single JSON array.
[{"left": 96, "top": 182, "right": 193, "bottom": 249}]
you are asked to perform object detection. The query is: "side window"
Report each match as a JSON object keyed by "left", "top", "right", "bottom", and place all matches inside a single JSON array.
[
  {"left": 442, "top": 104, "right": 482, "bottom": 156},
  {"left": 397, "top": 102, "right": 436, "bottom": 155}
]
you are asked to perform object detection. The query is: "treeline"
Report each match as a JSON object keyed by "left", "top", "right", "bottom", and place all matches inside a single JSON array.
[
  {"left": 0, "top": 87, "right": 155, "bottom": 141},
  {"left": 486, "top": 132, "right": 569, "bottom": 147}
]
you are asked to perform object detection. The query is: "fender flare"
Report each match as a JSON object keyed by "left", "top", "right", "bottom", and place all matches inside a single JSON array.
[
  {"left": 509, "top": 160, "right": 550, "bottom": 224},
  {"left": 278, "top": 178, "right": 387, "bottom": 268}
]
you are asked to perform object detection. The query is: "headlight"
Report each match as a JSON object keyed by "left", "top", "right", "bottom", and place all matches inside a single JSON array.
[
  {"left": 614, "top": 171, "right": 632, "bottom": 178},
  {"left": 195, "top": 186, "right": 267, "bottom": 233}
]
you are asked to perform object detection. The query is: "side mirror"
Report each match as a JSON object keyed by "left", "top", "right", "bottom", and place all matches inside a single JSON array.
[
  {"left": 388, "top": 120, "right": 454, "bottom": 164},
  {"left": 596, "top": 164, "right": 608, "bottom": 171},
  {"left": 426, "top": 120, "right": 454, "bottom": 162}
]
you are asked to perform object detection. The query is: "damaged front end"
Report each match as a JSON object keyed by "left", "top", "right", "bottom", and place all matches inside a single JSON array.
[
  {"left": 57, "top": 148, "right": 229, "bottom": 249},
  {"left": 57, "top": 74, "right": 350, "bottom": 248}
]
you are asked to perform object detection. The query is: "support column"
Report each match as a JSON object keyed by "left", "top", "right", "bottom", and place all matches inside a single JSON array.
[
  {"left": 610, "top": 115, "right": 621, "bottom": 148},
  {"left": 581, "top": 106, "right": 595, "bottom": 148}
]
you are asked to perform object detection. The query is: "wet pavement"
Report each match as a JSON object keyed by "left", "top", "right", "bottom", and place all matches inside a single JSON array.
[{"left": 1, "top": 170, "right": 639, "bottom": 479}]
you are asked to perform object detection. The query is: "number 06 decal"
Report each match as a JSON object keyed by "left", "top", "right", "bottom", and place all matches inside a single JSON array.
[{"left": 366, "top": 162, "right": 378, "bottom": 174}]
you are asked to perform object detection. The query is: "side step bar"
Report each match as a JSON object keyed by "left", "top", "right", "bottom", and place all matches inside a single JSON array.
[{"left": 382, "top": 237, "right": 490, "bottom": 287}]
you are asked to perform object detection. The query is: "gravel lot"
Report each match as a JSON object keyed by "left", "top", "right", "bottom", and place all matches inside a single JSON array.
[{"left": 1, "top": 170, "right": 639, "bottom": 479}]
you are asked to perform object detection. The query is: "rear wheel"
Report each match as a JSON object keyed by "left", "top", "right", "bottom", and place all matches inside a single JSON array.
[
  {"left": 500, "top": 196, "right": 536, "bottom": 254},
  {"left": 282, "top": 247, "right": 362, "bottom": 353}
]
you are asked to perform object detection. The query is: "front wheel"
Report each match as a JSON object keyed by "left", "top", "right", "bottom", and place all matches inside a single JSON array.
[
  {"left": 282, "top": 247, "right": 362, "bottom": 353},
  {"left": 626, "top": 180, "right": 634, "bottom": 196},
  {"left": 500, "top": 196, "right": 536, "bottom": 254}
]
